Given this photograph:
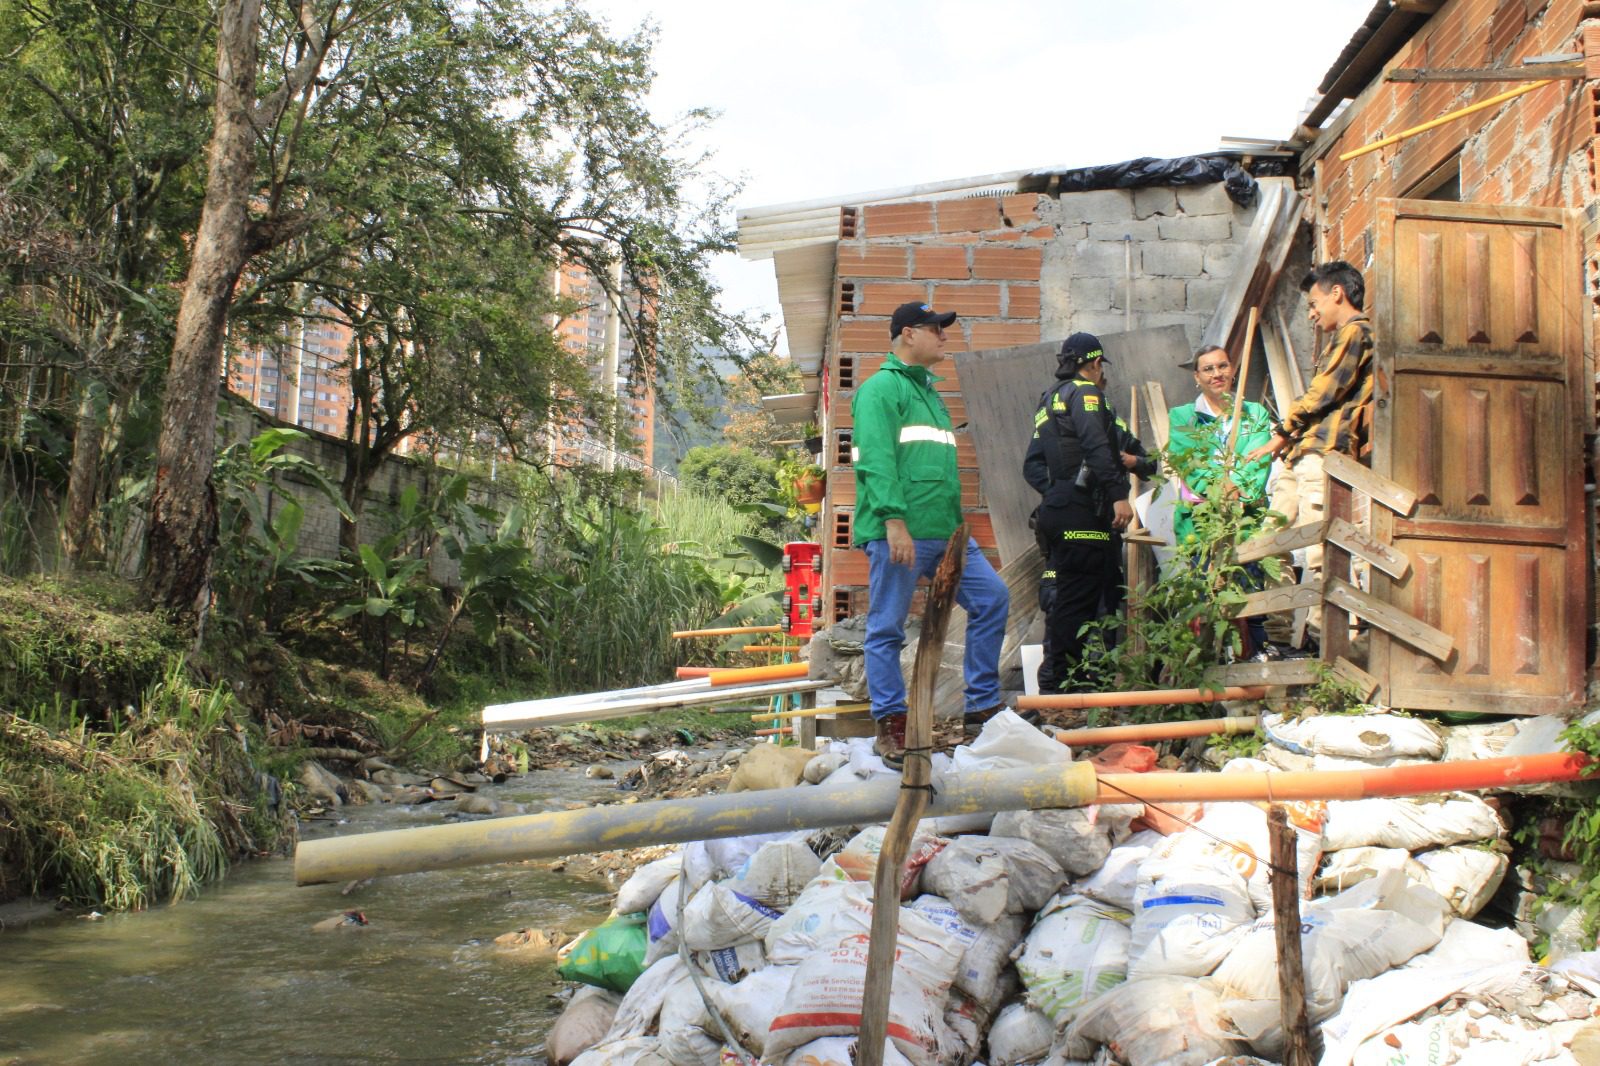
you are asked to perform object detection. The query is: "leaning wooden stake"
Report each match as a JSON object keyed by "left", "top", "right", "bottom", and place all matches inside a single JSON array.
[
  {"left": 1269, "top": 805, "right": 1315, "bottom": 1066},
  {"left": 858, "top": 525, "right": 966, "bottom": 1066}
]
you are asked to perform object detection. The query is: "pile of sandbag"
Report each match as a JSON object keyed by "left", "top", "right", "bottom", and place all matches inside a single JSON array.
[{"left": 545, "top": 710, "right": 1595, "bottom": 1066}]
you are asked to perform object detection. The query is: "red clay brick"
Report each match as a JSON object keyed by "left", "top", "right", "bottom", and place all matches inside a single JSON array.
[
  {"left": 857, "top": 282, "right": 931, "bottom": 315},
  {"left": 912, "top": 245, "right": 970, "bottom": 280},
  {"left": 1025, "top": 226, "right": 1055, "bottom": 239},
  {"left": 862, "top": 201, "right": 935, "bottom": 238},
  {"left": 969, "top": 322, "right": 1041, "bottom": 349},
  {"left": 838, "top": 244, "right": 910, "bottom": 278},
  {"left": 936, "top": 197, "right": 1003, "bottom": 234},
  {"left": 932, "top": 284, "right": 1002, "bottom": 316},
  {"left": 839, "top": 319, "right": 892, "bottom": 353},
  {"left": 1002, "top": 193, "right": 1044, "bottom": 226},
  {"left": 972, "top": 246, "right": 1043, "bottom": 280},
  {"left": 1006, "top": 283, "right": 1041, "bottom": 319}
]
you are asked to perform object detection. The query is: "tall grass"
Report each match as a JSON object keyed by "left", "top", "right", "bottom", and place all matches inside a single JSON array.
[
  {"left": 651, "top": 487, "right": 758, "bottom": 553},
  {"left": 0, "top": 657, "right": 274, "bottom": 910}
]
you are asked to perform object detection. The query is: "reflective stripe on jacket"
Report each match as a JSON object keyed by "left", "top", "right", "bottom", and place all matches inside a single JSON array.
[{"left": 850, "top": 352, "right": 961, "bottom": 544}]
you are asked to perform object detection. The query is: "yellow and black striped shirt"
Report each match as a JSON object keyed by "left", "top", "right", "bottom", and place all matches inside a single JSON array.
[{"left": 1283, "top": 315, "right": 1374, "bottom": 461}]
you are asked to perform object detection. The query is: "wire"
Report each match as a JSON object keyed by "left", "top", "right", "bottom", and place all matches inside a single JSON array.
[
  {"left": 1096, "top": 777, "right": 1297, "bottom": 881},
  {"left": 674, "top": 871, "right": 758, "bottom": 1066}
]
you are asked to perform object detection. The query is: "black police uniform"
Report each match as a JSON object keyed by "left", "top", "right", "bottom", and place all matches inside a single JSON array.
[{"left": 1022, "top": 368, "right": 1135, "bottom": 693}]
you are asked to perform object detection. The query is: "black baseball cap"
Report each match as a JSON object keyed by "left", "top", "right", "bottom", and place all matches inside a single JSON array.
[
  {"left": 1059, "top": 332, "right": 1110, "bottom": 366},
  {"left": 889, "top": 301, "right": 958, "bottom": 340}
]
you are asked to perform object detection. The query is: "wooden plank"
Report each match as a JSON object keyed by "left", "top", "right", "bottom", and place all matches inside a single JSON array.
[
  {"left": 1321, "top": 452, "right": 1418, "bottom": 516},
  {"left": 1325, "top": 577, "right": 1454, "bottom": 662},
  {"left": 1260, "top": 317, "right": 1299, "bottom": 416},
  {"left": 1236, "top": 521, "right": 1326, "bottom": 564},
  {"left": 1322, "top": 478, "right": 1355, "bottom": 664},
  {"left": 1386, "top": 64, "right": 1584, "bottom": 82},
  {"left": 1325, "top": 516, "right": 1410, "bottom": 579},
  {"left": 1143, "top": 381, "right": 1172, "bottom": 448},
  {"left": 1235, "top": 581, "right": 1322, "bottom": 619},
  {"left": 1274, "top": 309, "right": 1306, "bottom": 397},
  {"left": 816, "top": 716, "right": 875, "bottom": 739},
  {"left": 1204, "top": 659, "right": 1322, "bottom": 687},
  {"left": 1201, "top": 182, "right": 1285, "bottom": 352},
  {"left": 1330, "top": 656, "right": 1381, "bottom": 701}
]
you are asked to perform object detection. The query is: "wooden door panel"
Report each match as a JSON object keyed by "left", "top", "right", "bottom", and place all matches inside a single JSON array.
[
  {"left": 1388, "top": 374, "right": 1565, "bottom": 528},
  {"left": 1371, "top": 199, "right": 1586, "bottom": 714},
  {"left": 1380, "top": 539, "right": 1569, "bottom": 706}
]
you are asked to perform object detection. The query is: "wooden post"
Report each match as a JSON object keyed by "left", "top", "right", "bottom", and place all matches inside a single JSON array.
[
  {"left": 1269, "top": 805, "right": 1315, "bottom": 1066},
  {"left": 1126, "top": 388, "right": 1147, "bottom": 660},
  {"left": 857, "top": 525, "right": 966, "bottom": 1066},
  {"left": 1321, "top": 473, "right": 1354, "bottom": 663},
  {"left": 1225, "top": 306, "right": 1261, "bottom": 459},
  {"left": 796, "top": 688, "right": 818, "bottom": 749}
]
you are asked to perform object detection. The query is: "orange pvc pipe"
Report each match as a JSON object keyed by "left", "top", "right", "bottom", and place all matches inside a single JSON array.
[
  {"left": 1058, "top": 715, "right": 1259, "bottom": 747},
  {"left": 754, "top": 727, "right": 794, "bottom": 737},
  {"left": 705, "top": 662, "right": 811, "bottom": 687},
  {"left": 672, "top": 625, "right": 782, "bottom": 638},
  {"left": 1018, "top": 685, "right": 1267, "bottom": 710},
  {"left": 1094, "top": 751, "right": 1591, "bottom": 805}
]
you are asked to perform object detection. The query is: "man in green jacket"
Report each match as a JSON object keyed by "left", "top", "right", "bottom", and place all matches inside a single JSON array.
[
  {"left": 1168, "top": 343, "right": 1274, "bottom": 656},
  {"left": 853, "top": 302, "right": 1009, "bottom": 768}
]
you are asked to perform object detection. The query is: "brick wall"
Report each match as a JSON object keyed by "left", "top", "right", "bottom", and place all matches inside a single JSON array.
[
  {"left": 818, "top": 181, "right": 1263, "bottom": 621},
  {"left": 1312, "top": 0, "right": 1592, "bottom": 263}
]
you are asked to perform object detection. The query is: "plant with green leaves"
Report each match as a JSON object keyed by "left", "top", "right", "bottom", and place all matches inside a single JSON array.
[
  {"left": 212, "top": 427, "right": 352, "bottom": 635},
  {"left": 1073, "top": 445, "right": 1283, "bottom": 695},
  {"left": 324, "top": 484, "right": 437, "bottom": 680}
]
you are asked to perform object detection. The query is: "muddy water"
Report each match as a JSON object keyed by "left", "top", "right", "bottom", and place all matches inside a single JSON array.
[{"left": 0, "top": 765, "right": 635, "bottom": 1065}]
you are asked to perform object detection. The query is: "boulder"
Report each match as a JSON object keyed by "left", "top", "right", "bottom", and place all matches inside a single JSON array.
[{"left": 298, "top": 761, "right": 347, "bottom": 806}]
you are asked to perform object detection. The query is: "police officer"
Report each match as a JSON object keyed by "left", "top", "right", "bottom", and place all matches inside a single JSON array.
[{"left": 1023, "top": 333, "right": 1137, "bottom": 693}]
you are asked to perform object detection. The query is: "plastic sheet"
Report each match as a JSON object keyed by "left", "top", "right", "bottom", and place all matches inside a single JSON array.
[{"left": 1027, "top": 154, "right": 1258, "bottom": 206}]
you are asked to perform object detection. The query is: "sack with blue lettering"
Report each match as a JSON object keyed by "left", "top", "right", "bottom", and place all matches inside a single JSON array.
[
  {"left": 679, "top": 881, "right": 783, "bottom": 951},
  {"left": 1127, "top": 830, "right": 1256, "bottom": 978}
]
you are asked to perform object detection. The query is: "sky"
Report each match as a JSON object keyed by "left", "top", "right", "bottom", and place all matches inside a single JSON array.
[{"left": 581, "top": 0, "right": 1379, "bottom": 348}]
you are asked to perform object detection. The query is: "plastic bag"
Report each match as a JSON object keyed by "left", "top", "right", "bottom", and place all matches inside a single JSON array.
[
  {"left": 906, "top": 893, "right": 1026, "bottom": 1008},
  {"left": 1067, "top": 976, "right": 1246, "bottom": 1066},
  {"left": 764, "top": 893, "right": 965, "bottom": 1066},
  {"left": 986, "top": 1002, "right": 1055, "bottom": 1065},
  {"left": 1413, "top": 844, "right": 1508, "bottom": 920},
  {"left": 689, "top": 940, "right": 767, "bottom": 984},
  {"left": 958, "top": 710, "right": 1073, "bottom": 770},
  {"left": 682, "top": 832, "right": 793, "bottom": 892},
  {"left": 548, "top": 985, "right": 623, "bottom": 1066},
  {"left": 727, "top": 744, "right": 816, "bottom": 793},
  {"left": 606, "top": 957, "right": 686, "bottom": 1040},
  {"left": 701, "top": 964, "right": 797, "bottom": 1055},
  {"left": 921, "top": 836, "right": 1066, "bottom": 925},
  {"left": 767, "top": 878, "right": 872, "bottom": 963},
  {"left": 1313, "top": 846, "right": 1417, "bottom": 896},
  {"left": 616, "top": 854, "right": 683, "bottom": 915},
  {"left": 721, "top": 838, "right": 821, "bottom": 909},
  {"left": 1261, "top": 712, "right": 1444, "bottom": 761},
  {"left": 1128, "top": 830, "right": 1257, "bottom": 978},
  {"left": 990, "top": 807, "right": 1118, "bottom": 878},
  {"left": 826, "top": 825, "right": 946, "bottom": 899},
  {"left": 1076, "top": 830, "right": 1160, "bottom": 910},
  {"left": 778, "top": 1037, "right": 915, "bottom": 1066},
  {"left": 1031, "top": 154, "right": 1259, "bottom": 207},
  {"left": 558, "top": 912, "right": 650, "bottom": 993},
  {"left": 567, "top": 1037, "right": 665, "bottom": 1066},
  {"left": 658, "top": 1027, "right": 721, "bottom": 1066},
  {"left": 680, "top": 882, "right": 782, "bottom": 951},
  {"left": 1323, "top": 793, "right": 1502, "bottom": 851},
  {"left": 1015, "top": 894, "right": 1131, "bottom": 1025}
]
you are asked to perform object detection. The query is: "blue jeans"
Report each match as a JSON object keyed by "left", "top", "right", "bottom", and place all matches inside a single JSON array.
[{"left": 862, "top": 537, "right": 1008, "bottom": 720}]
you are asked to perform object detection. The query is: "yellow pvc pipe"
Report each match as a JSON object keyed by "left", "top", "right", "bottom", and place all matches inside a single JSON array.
[
  {"left": 752, "top": 702, "right": 871, "bottom": 722},
  {"left": 1339, "top": 79, "right": 1552, "bottom": 162}
]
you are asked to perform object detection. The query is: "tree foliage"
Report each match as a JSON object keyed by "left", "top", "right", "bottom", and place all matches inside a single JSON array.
[{"left": 677, "top": 444, "right": 780, "bottom": 507}]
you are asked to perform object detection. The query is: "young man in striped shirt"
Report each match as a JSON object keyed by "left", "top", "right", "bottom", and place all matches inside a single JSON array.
[
  {"left": 852, "top": 302, "right": 1009, "bottom": 768},
  {"left": 1245, "top": 260, "right": 1374, "bottom": 645}
]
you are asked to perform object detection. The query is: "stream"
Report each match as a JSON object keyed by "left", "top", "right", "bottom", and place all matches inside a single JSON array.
[{"left": 0, "top": 763, "right": 637, "bottom": 1065}]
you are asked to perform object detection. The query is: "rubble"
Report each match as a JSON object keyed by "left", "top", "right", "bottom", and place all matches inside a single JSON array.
[{"left": 546, "top": 709, "right": 1598, "bottom": 1066}]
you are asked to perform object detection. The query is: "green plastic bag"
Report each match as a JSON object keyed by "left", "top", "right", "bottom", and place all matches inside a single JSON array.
[{"left": 555, "top": 911, "right": 648, "bottom": 993}]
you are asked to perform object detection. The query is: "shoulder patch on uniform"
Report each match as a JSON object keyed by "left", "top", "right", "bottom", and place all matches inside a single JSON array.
[{"left": 1081, "top": 394, "right": 1100, "bottom": 412}]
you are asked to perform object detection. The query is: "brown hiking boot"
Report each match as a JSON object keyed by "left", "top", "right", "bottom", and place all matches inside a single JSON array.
[
  {"left": 963, "top": 704, "right": 1004, "bottom": 740},
  {"left": 873, "top": 713, "right": 907, "bottom": 770}
]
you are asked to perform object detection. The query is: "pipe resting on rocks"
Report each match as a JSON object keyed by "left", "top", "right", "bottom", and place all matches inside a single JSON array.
[{"left": 295, "top": 752, "right": 1591, "bottom": 886}]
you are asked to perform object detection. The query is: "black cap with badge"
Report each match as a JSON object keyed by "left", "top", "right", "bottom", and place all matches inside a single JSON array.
[
  {"left": 1058, "top": 331, "right": 1109, "bottom": 368},
  {"left": 889, "top": 301, "right": 958, "bottom": 340}
]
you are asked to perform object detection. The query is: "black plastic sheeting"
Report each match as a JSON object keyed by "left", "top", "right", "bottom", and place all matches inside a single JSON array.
[{"left": 1021, "top": 155, "right": 1260, "bottom": 207}]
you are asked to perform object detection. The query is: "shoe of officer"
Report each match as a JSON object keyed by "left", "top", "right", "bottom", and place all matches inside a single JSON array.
[{"left": 874, "top": 713, "right": 907, "bottom": 770}]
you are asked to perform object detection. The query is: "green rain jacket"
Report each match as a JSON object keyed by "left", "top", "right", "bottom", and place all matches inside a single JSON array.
[
  {"left": 849, "top": 352, "right": 961, "bottom": 545},
  {"left": 1166, "top": 397, "right": 1273, "bottom": 546}
]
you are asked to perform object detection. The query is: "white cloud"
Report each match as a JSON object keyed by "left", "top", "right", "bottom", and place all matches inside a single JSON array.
[{"left": 583, "top": 0, "right": 1377, "bottom": 341}]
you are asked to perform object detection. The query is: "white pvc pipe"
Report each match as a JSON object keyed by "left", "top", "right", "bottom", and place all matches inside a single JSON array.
[{"left": 482, "top": 679, "right": 831, "bottom": 732}]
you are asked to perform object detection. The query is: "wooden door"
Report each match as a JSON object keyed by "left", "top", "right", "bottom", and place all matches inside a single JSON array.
[{"left": 1370, "top": 199, "right": 1588, "bottom": 714}]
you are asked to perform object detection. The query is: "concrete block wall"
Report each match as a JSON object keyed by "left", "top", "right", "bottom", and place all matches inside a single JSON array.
[{"left": 1038, "top": 179, "right": 1259, "bottom": 354}]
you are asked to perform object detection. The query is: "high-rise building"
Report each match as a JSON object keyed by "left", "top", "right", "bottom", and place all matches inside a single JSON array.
[
  {"left": 548, "top": 258, "right": 655, "bottom": 469},
  {"left": 226, "top": 302, "right": 357, "bottom": 439}
]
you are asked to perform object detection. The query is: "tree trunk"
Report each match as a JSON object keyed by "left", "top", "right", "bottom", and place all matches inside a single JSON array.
[
  {"left": 339, "top": 447, "right": 371, "bottom": 557},
  {"left": 144, "top": 0, "right": 262, "bottom": 615},
  {"left": 63, "top": 381, "right": 105, "bottom": 568}
]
